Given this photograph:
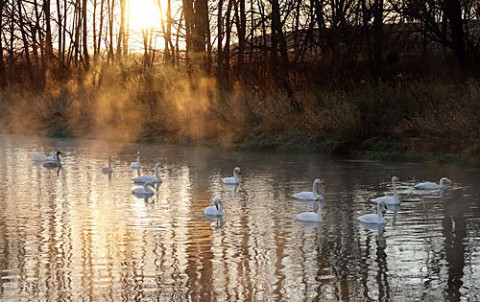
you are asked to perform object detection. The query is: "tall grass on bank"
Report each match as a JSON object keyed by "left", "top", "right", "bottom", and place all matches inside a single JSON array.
[{"left": 1, "top": 62, "right": 480, "bottom": 158}]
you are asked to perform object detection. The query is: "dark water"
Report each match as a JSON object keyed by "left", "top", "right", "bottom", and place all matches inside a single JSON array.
[{"left": 0, "top": 134, "right": 479, "bottom": 301}]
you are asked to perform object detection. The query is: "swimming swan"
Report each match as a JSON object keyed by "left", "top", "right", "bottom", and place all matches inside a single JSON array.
[
  {"left": 296, "top": 196, "right": 324, "bottom": 222},
  {"left": 101, "top": 157, "right": 113, "bottom": 174},
  {"left": 42, "top": 151, "right": 62, "bottom": 168},
  {"left": 222, "top": 167, "right": 241, "bottom": 184},
  {"left": 292, "top": 179, "right": 325, "bottom": 200},
  {"left": 132, "top": 182, "right": 155, "bottom": 196},
  {"left": 414, "top": 177, "right": 452, "bottom": 190},
  {"left": 357, "top": 202, "right": 387, "bottom": 224},
  {"left": 32, "top": 150, "right": 61, "bottom": 162},
  {"left": 130, "top": 151, "right": 142, "bottom": 169},
  {"left": 132, "top": 163, "right": 162, "bottom": 184},
  {"left": 204, "top": 198, "right": 224, "bottom": 216},
  {"left": 370, "top": 176, "right": 400, "bottom": 205}
]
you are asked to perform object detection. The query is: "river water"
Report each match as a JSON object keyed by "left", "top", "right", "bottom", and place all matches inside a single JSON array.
[{"left": 0, "top": 134, "right": 479, "bottom": 301}]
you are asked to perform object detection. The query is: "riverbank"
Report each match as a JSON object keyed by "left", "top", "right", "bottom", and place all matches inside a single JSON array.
[{"left": 1, "top": 65, "right": 479, "bottom": 165}]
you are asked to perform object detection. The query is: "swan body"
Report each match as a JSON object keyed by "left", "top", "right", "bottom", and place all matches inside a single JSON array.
[
  {"left": 42, "top": 151, "right": 62, "bottom": 168},
  {"left": 204, "top": 198, "right": 224, "bottom": 216},
  {"left": 101, "top": 157, "right": 113, "bottom": 174},
  {"left": 292, "top": 179, "right": 325, "bottom": 200},
  {"left": 222, "top": 167, "right": 241, "bottom": 184},
  {"left": 132, "top": 182, "right": 155, "bottom": 196},
  {"left": 358, "top": 202, "right": 387, "bottom": 224},
  {"left": 414, "top": 177, "right": 451, "bottom": 190},
  {"left": 32, "top": 151, "right": 61, "bottom": 162},
  {"left": 133, "top": 163, "right": 162, "bottom": 184},
  {"left": 371, "top": 176, "right": 400, "bottom": 205},
  {"left": 296, "top": 196, "right": 324, "bottom": 222},
  {"left": 130, "top": 151, "right": 142, "bottom": 169}
]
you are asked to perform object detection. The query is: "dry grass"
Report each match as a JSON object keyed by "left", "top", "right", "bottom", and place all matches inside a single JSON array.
[{"left": 1, "top": 62, "right": 480, "bottom": 159}]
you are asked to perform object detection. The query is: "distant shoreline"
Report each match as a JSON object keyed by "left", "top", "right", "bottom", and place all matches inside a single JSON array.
[{"left": 1, "top": 66, "right": 479, "bottom": 166}]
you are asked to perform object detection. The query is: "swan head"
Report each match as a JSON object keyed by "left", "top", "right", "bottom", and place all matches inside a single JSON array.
[
  {"left": 155, "top": 163, "right": 161, "bottom": 168},
  {"left": 234, "top": 167, "right": 241, "bottom": 176},
  {"left": 392, "top": 176, "right": 400, "bottom": 182},
  {"left": 314, "top": 179, "right": 325, "bottom": 185},
  {"left": 213, "top": 197, "right": 223, "bottom": 209},
  {"left": 315, "top": 195, "right": 324, "bottom": 202},
  {"left": 381, "top": 202, "right": 387, "bottom": 213},
  {"left": 440, "top": 177, "right": 452, "bottom": 184}
]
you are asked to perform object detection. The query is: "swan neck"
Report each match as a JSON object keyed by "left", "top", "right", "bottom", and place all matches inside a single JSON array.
[
  {"left": 312, "top": 182, "right": 318, "bottom": 198},
  {"left": 377, "top": 202, "right": 384, "bottom": 221},
  {"left": 392, "top": 178, "right": 399, "bottom": 198},
  {"left": 316, "top": 202, "right": 322, "bottom": 215}
]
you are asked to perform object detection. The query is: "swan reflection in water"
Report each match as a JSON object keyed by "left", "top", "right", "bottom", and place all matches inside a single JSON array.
[
  {"left": 359, "top": 221, "right": 390, "bottom": 300},
  {"left": 203, "top": 214, "right": 224, "bottom": 229},
  {"left": 360, "top": 222, "right": 386, "bottom": 249},
  {"left": 296, "top": 196, "right": 324, "bottom": 223},
  {"left": 385, "top": 203, "right": 400, "bottom": 226},
  {"left": 223, "top": 183, "right": 240, "bottom": 196}
]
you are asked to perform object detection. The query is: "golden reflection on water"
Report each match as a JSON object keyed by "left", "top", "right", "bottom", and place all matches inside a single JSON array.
[{"left": 0, "top": 134, "right": 480, "bottom": 301}]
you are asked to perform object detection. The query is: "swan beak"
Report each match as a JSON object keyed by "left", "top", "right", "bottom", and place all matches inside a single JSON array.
[
  {"left": 320, "top": 180, "right": 326, "bottom": 185},
  {"left": 215, "top": 203, "right": 219, "bottom": 210}
]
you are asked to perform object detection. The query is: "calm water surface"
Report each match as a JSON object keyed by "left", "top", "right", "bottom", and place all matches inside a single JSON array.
[{"left": 0, "top": 134, "right": 479, "bottom": 301}]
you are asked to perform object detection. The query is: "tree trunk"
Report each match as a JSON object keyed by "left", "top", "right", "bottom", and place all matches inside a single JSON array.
[
  {"left": 270, "top": 0, "right": 299, "bottom": 111},
  {"left": 57, "top": 0, "right": 64, "bottom": 64},
  {"left": 82, "top": 0, "right": 90, "bottom": 68},
  {"left": 116, "top": 0, "right": 126, "bottom": 61},
  {"left": 107, "top": 0, "right": 115, "bottom": 63},
  {"left": 43, "top": 0, "right": 54, "bottom": 71},
  {"left": 216, "top": 0, "right": 224, "bottom": 84},
  {"left": 97, "top": 0, "right": 105, "bottom": 60},
  {"left": 18, "top": 0, "right": 34, "bottom": 82},
  {"left": 192, "top": 0, "right": 209, "bottom": 73},
  {"left": 444, "top": 0, "right": 466, "bottom": 67},
  {"left": 0, "top": 0, "right": 5, "bottom": 87},
  {"left": 372, "top": 0, "right": 384, "bottom": 81},
  {"left": 234, "top": 0, "right": 246, "bottom": 78}
]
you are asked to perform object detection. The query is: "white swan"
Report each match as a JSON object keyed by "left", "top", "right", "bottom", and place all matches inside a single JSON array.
[
  {"left": 132, "top": 182, "right": 155, "bottom": 196},
  {"left": 370, "top": 176, "right": 400, "bottom": 205},
  {"left": 129, "top": 151, "right": 142, "bottom": 169},
  {"left": 414, "top": 177, "right": 452, "bottom": 190},
  {"left": 132, "top": 163, "right": 162, "bottom": 184},
  {"left": 296, "top": 196, "right": 324, "bottom": 222},
  {"left": 32, "top": 150, "right": 61, "bottom": 162},
  {"left": 357, "top": 202, "right": 387, "bottom": 224},
  {"left": 222, "top": 167, "right": 241, "bottom": 184},
  {"left": 292, "top": 178, "right": 325, "bottom": 200},
  {"left": 42, "top": 151, "right": 62, "bottom": 168},
  {"left": 101, "top": 157, "right": 113, "bottom": 174},
  {"left": 204, "top": 198, "right": 224, "bottom": 216}
]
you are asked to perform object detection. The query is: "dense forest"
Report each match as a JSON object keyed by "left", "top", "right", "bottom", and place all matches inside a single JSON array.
[{"left": 1, "top": 0, "right": 480, "bottom": 159}]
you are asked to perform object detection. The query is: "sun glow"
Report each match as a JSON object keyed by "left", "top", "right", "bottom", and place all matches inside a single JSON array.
[{"left": 128, "top": 0, "right": 162, "bottom": 32}]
